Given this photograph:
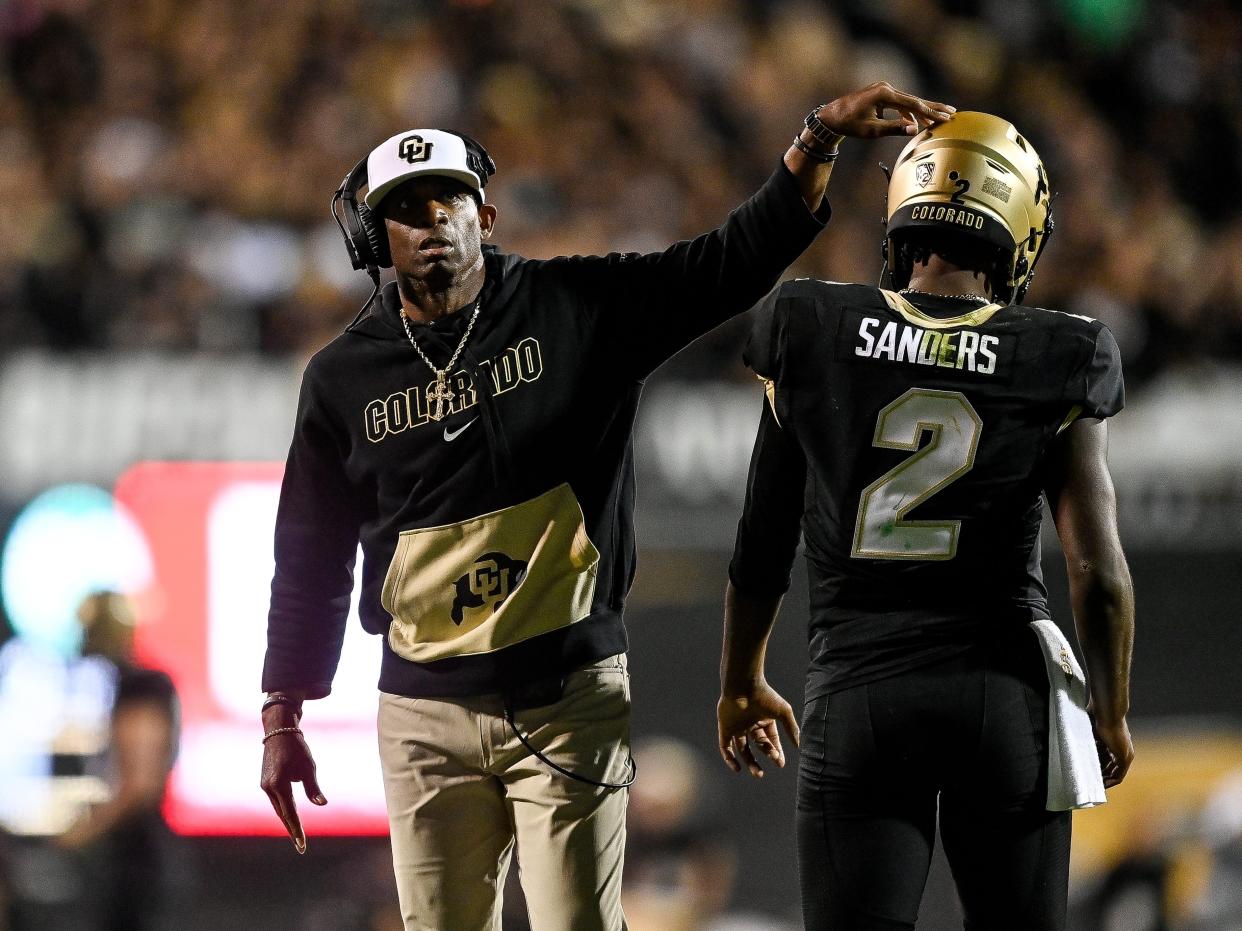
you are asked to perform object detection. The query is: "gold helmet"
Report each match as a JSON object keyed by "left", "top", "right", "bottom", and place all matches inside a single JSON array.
[{"left": 885, "top": 111, "right": 1053, "bottom": 304}]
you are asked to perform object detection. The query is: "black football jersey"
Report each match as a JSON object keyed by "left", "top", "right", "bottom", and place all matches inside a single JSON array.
[{"left": 729, "top": 281, "right": 1124, "bottom": 696}]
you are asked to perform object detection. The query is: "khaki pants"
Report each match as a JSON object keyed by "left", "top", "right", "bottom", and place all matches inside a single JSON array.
[{"left": 378, "top": 654, "right": 631, "bottom": 931}]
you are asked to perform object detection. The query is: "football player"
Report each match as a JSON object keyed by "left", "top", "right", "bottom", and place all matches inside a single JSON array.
[{"left": 716, "top": 112, "right": 1135, "bottom": 930}]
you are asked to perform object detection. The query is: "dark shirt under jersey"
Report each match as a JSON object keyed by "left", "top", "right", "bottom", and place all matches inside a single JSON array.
[{"left": 729, "top": 281, "right": 1124, "bottom": 700}]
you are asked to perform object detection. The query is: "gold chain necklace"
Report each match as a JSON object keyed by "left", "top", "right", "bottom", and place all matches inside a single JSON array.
[
  {"left": 898, "top": 287, "right": 988, "bottom": 303},
  {"left": 399, "top": 299, "right": 481, "bottom": 422}
]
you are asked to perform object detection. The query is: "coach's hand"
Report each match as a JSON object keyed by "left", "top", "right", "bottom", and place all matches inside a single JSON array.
[
  {"left": 260, "top": 707, "right": 327, "bottom": 854},
  {"left": 718, "top": 682, "right": 800, "bottom": 778},
  {"left": 817, "top": 81, "right": 955, "bottom": 139},
  {"left": 1091, "top": 713, "right": 1134, "bottom": 789}
]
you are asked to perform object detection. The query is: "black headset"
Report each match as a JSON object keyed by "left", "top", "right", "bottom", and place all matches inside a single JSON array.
[{"left": 330, "top": 131, "right": 497, "bottom": 273}]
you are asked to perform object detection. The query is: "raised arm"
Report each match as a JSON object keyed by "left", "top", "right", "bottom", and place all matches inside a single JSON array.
[
  {"left": 1043, "top": 416, "right": 1135, "bottom": 788},
  {"left": 557, "top": 83, "right": 954, "bottom": 378}
]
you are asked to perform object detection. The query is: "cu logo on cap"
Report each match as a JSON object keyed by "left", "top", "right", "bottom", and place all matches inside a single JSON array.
[{"left": 398, "top": 134, "right": 433, "bottom": 164}]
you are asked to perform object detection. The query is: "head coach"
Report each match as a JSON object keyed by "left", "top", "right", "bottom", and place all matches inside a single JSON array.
[{"left": 259, "top": 82, "right": 955, "bottom": 931}]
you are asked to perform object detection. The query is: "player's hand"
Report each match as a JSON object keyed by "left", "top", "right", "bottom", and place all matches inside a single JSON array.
[
  {"left": 260, "top": 712, "right": 326, "bottom": 854},
  {"left": 817, "top": 81, "right": 955, "bottom": 139},
  {"left": 717, "top": 681, "right": 800, "bottom": 778},
  {"left": 1091, "top": 714, "right": 1134, "bottom": 789}
]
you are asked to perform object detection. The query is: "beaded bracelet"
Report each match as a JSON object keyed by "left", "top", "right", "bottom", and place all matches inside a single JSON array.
[
  {"left": 262, "top": 726, "right": 303, "bottom": 743},
  {"left": 792, "top": 135, "right": 840, "bottom": 163}
]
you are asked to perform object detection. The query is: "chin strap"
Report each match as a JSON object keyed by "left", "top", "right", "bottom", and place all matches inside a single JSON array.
[
  {"left": 877, "top": 161, "right": 893, "bottom": 288},
  {"left": 1015, "top": 195, "right": 1057, "bottom": 304}
]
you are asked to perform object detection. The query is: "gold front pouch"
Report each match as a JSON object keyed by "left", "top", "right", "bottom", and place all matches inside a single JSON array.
[{"left": 381, "top": 483, "right": 600, "bottom": 663}]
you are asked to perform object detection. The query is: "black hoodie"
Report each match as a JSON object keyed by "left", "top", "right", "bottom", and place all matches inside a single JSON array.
[{"left": 262, "top": 163, "right": 828, "bottom": 700}]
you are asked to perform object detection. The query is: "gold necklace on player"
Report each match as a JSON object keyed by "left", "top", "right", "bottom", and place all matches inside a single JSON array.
[
  {"left": 399, "top": 298, "right": 481, "bottom": 422},
  {"left": 898, "top": 287, "right": 989, "bottom": 303}
]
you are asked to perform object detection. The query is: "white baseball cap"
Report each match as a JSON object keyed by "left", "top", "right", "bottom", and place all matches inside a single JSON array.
[{"left": 363, "top": 129, "right": 486, "bottom": 211}]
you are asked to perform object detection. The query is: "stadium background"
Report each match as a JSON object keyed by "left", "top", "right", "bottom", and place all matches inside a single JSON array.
[{"left": 1, "top": 0, "right": 1241, "bottom": 928}]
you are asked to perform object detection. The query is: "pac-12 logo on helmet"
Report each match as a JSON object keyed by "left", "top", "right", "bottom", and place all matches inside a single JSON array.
[
  {"left": 398, "top": 134, "right": 433, "bottom": 164},
  {"left": 914, "top": 160, "right": 935, "bottom": 188}
]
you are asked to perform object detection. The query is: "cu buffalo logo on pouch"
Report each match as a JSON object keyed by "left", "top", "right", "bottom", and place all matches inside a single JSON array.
[
  {"left": 451, "top": 552, "right": 529, "bottom": 625},
  {"left": 914, "top": 160, "right": 935, "bottom": 188},
  {"left": 399, "top": 134, "right": 433, "bottom": 164}
]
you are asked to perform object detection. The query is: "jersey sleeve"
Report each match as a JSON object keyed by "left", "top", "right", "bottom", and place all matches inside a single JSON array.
[
  {"left": 728, "top": 399, "right": 806, "bottom": 597},
  {"left": 742, "top": 286, "right": 784, "bottom": 381},
  {"left": 1079, "top": 324, "right": 1125, "bottom": 419},
  {"left": 544, "top": 164, "right": 827, "bottom": 379}
]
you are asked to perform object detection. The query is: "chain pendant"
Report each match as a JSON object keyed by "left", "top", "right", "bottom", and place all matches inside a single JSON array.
[
  {"left": 399, "top": 302, "right": 480, "bottom": 422},
  {"left": 427, "top": 372, "right": 455, "bottom": 422}
]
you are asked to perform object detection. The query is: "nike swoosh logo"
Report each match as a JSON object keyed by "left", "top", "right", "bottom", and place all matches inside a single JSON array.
[{"left": 443, "top": 417, "right": 478, "bottom": 442}]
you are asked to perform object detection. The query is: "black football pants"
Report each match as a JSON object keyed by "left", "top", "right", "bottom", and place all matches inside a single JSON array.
[{"left": 796, "top": 636, "right": 1071, "bottom": 931}]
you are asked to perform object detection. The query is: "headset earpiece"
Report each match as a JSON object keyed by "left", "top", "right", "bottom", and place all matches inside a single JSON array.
[
  {"left": 456, "top": 132, "right": 497, "bottom": 186},
  {"left": 356, "top": 200, "right": 391, "bottom": 268},
  {"left": 332, "top": 155, "right": 392, "bottom": 271},
  {"left": 330, "top": 156, "right": 385, "bottom": 329}
]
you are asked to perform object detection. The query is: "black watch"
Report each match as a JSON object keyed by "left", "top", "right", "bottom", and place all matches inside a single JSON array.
[
  {"left": 262, "top": 693, "right": 303, "bottom": 719},
  {"left": 804, "top": 106, "right": 845, "bottom": 150}
]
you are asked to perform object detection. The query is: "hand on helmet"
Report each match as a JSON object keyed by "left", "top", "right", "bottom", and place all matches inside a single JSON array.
[{"left": 818, "top": 82, "right": 955, "bottom": 139}]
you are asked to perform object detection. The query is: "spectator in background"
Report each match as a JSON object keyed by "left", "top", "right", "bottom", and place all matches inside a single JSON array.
[
  {"left": 624, "top": 736, "right": 796, "bottom": 931},
  {"left": 1185, "top": 771, "right": 1242, "bottom": 930},
  {"left": 0, "top": 854, "right": 10, "bottom": 931},
  {"left": 54, "top": 591, "right": 181, "bottom": 931},
  {"left": 623, "top": 736, "right": 736, "bottom": 931},
  {"left": 1, "top": 0, "right": 1240, "bottom": 383}
]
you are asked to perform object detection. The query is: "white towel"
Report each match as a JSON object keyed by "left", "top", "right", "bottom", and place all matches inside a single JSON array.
[{"left": 1028, "top": 619, "right": 1108, "bottom": 811}]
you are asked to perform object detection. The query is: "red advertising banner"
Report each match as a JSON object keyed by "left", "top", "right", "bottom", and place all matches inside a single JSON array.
[{"left": 116, "top": 462, "right": 387, "bottom": 836}]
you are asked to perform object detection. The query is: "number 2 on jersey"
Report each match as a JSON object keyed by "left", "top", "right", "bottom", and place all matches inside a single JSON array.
[{"left": 851, "top": 389, "right": 981, "bottom": 560}]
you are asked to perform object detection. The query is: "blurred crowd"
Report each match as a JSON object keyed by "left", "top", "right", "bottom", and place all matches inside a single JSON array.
[{"left": 1, "top": 0, "right": 1240, "bottom": 383}]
